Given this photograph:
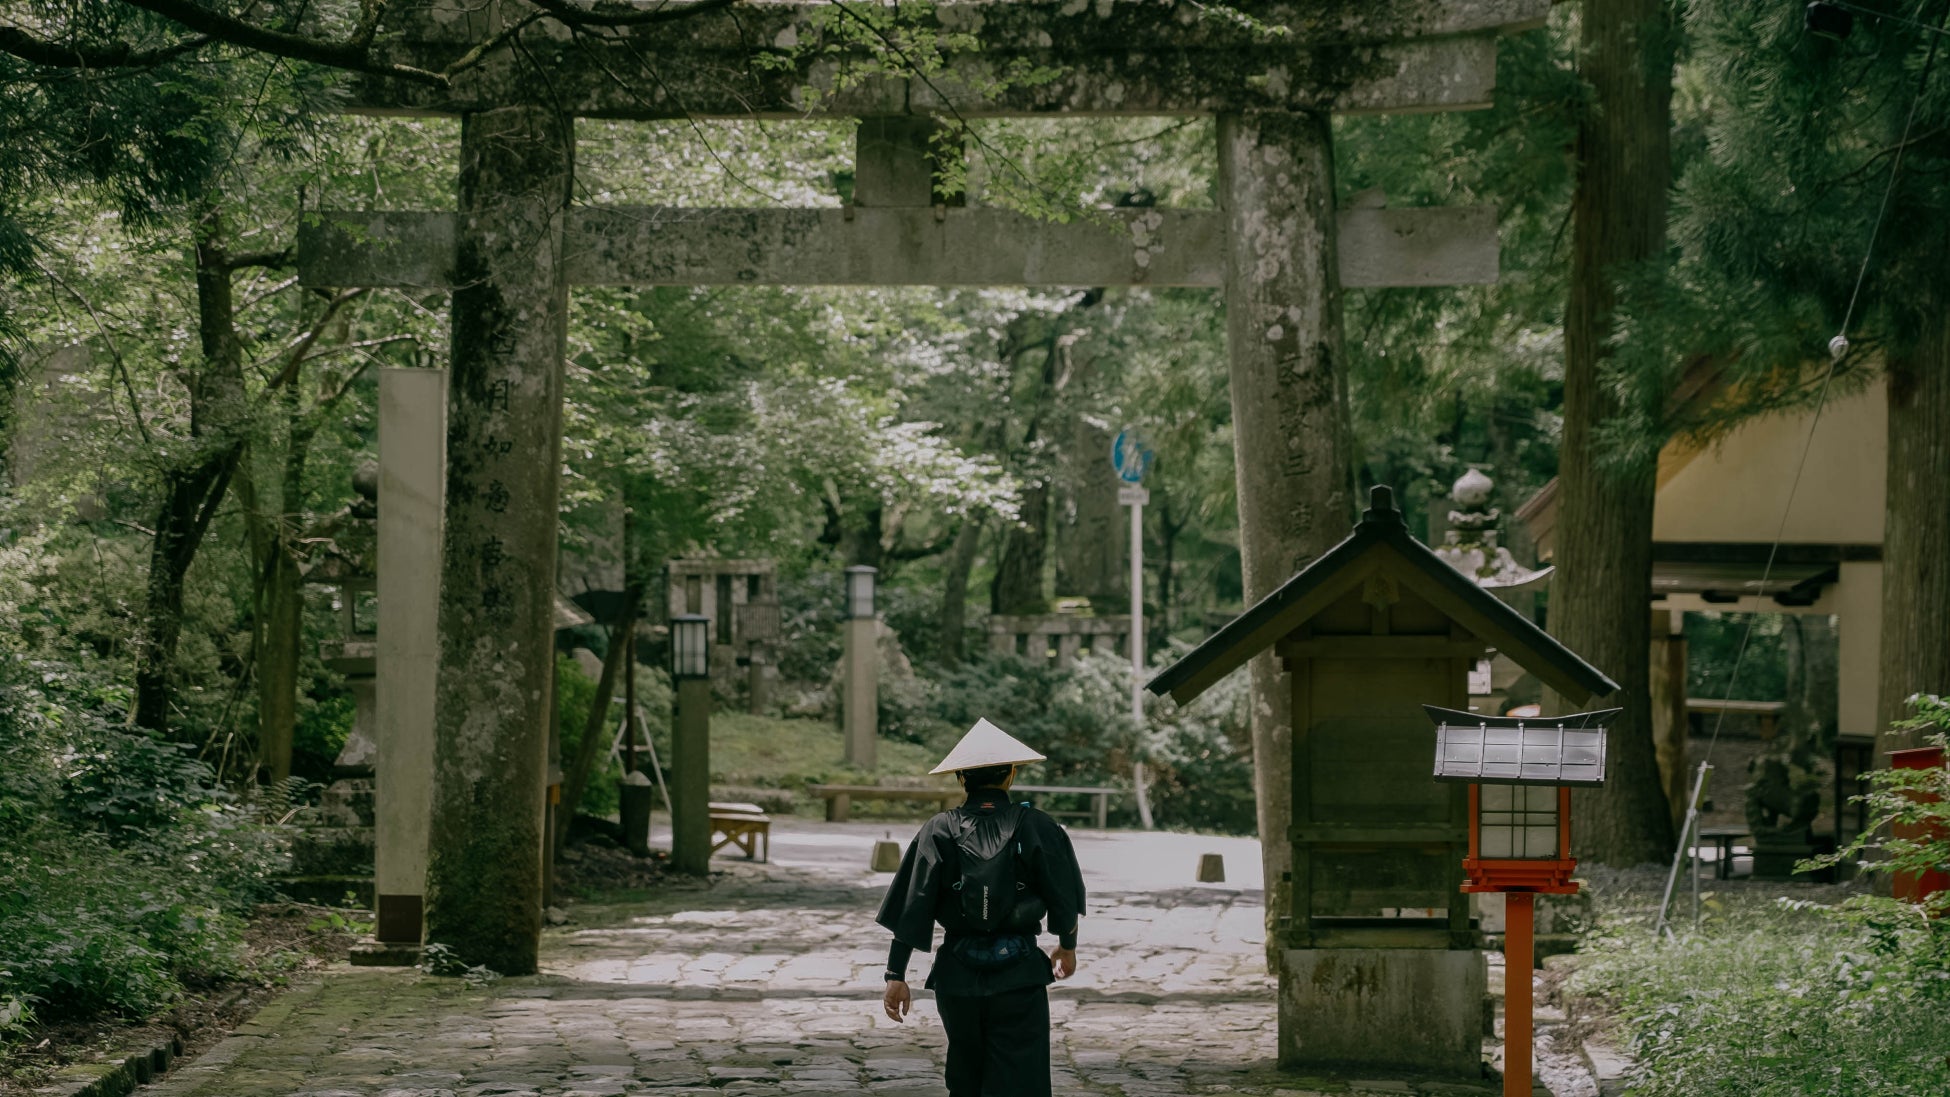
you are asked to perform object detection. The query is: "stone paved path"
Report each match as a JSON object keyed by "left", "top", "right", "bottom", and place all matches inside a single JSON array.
[{"left": 146, "top": 821, "right": 1547, "bottom": 1097}]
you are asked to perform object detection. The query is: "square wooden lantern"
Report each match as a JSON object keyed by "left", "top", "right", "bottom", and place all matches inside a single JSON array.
[{"left": 1425, "top": 705, "right": 1619, "bottom": 894}]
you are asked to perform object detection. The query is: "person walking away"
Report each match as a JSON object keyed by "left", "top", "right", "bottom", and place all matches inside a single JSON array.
[{"left": 875, "top": 717, "right": 1086, "bottom": 1097}]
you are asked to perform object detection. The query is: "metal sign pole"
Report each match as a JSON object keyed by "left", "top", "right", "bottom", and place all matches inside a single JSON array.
[
  {"left": 1655, "top": 761, "right": 1712, "bottom": 938},
  {"left": 1113, "top": 429, "right": 1156, "bottom": 830},
  {"left": 1130, "top": 491, "right": 1155, "bottom": 828}
]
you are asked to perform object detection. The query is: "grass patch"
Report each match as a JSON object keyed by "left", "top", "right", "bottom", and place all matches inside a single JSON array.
[
  {"left": 1570, "top": 890, "right": 1950, "bottom": 1096},
  {"left": 709, "top": 712, "right": 939, "bottom": 790}
]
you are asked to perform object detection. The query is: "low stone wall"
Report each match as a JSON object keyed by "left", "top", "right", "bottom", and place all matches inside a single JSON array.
[{"left": 986, "top": 615, "right": 1132, "bottom": 669}]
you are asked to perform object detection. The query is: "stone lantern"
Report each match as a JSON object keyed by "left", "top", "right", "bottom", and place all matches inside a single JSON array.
[{"left": 1432, "top": 468, "right": 1552, "bottom": 592}]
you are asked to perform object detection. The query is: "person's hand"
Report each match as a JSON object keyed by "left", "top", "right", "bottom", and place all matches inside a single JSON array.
[
  {"left": 1049, "top": 947, "right": 1077, "bottom": 980},
  {"left": 882, "top": 979, "right": 912, "bottom": 1023}
]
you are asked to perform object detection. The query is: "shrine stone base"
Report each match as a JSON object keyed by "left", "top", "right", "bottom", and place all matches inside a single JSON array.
[{"left": 1279, "top": 948, "right": 1487, "bottom": 1076}]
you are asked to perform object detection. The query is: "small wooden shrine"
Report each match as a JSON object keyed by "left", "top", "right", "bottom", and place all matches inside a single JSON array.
[{"left": 1148, "top": 485, "right": 1618, "bottom": 1074}]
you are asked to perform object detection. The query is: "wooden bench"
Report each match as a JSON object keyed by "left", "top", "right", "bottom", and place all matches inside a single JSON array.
[
  {"left": 709, "top": 801, "right": 771, "bottom": 862},
  {"left": 807, "top": 784, "right": 959, "bottom": 822},
  {"left": 1695, "top": 824, "right": 1750, "bottom": 880},
  {"left": 1012, "top": 784, "right": 1124, "bottom": 829}
]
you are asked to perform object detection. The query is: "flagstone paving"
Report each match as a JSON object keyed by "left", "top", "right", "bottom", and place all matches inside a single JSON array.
[{"left": 143, "top": 820, "right": 1583, "bottom": 1097}]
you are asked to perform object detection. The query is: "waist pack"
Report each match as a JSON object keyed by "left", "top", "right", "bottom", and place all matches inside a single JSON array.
[{"left": 951, "top": 932, "right": 1039, "bottom": 971}]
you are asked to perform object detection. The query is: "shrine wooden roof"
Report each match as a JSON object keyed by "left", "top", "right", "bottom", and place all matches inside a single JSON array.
[{"left": 1146, "top": 485, "right": 1619, "bottom": 706}]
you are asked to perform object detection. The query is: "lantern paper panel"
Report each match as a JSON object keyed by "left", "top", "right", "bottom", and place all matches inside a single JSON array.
[
  {"left": 845, "top": 566, "right": 877, "bottom": 620},
  {"left": 670, "top": 614, "right": 711, "bottom": 679},
  {"left": 1479, "top": 785, "right": 1560, "bottom": 859}
]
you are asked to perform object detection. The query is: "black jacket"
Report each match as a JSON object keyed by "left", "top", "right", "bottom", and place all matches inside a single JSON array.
[{"left": 875, "top": 788, "right": 1087, "bottom": 996}]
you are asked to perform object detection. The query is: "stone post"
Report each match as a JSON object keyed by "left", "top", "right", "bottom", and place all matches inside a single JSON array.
[
  {"left": 375, "top": 366, "right": 446, "bottom": 945},
  {"left": 844, "top": 617, "right": 878, "bottom": 770},
  {"left": 671, "top": 676, "right": 712, "bottom": 876},
  {"left": 747, "top": 646, "right": 771, "bottom": 715},
  {"left": 422, "top": 106, "right": 573, "bottom": 976},
  {"left": 1217, "top": 110, "right": 1353, "bottom": 962}
]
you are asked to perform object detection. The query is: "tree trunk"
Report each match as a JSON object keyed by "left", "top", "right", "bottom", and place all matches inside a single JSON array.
[
  {"left": 1551, "top": 0, "right": 1677, "bottom": 865},
  {"left": 134, "top": 215, "right": 246, "bottom": 735},
  {"left": 1877, "top": 306, "right": 1950, "bottom": 749},
  {"left": 247, "top": 384, "right": 309, "bottom": 786},
  {"left": 1156, "top": 497, "right": 1187, "bottom": 651},
  {"left": 1053, "top": 414, "right": 1122, "bottom": 611},
  {"left": 938, "top": 515, "right": 984, "bottom": 665},
  {"left": 423, "top": 106, "right": 573, "bottom": 976},
  {"left": 991, "top": 478, "right": 1050, "bottom": 615},
  {"left": 843, "top": 503, "right": 884, "bottom": 570},
  {"left": 1217, "top": 109, "right": 1355, "bottom": 963},
  {"left": 556, "top": 591, "right": 644, "bottom": 851}
]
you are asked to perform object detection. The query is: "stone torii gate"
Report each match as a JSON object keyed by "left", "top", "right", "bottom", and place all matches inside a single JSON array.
[{"left": 298, "top": 0, "right": 1546, "bottom": 1061}]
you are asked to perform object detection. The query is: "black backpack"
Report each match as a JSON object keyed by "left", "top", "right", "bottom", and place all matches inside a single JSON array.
[{"left": 946, "top": 803, "right": 1044, "bottom": 934}]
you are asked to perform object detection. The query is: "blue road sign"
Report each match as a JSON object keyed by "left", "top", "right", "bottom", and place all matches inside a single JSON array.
[{"left": 1111, "top": 430, "right": 1154, "bottom": 484}]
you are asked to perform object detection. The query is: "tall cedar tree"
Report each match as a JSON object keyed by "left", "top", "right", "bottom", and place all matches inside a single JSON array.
[
  {"left": 1552, "top": 0, "right": 1680, "bottom": 865},
  {"left": 1668, "top": 2, "right": 1950, "bottom": 749}
]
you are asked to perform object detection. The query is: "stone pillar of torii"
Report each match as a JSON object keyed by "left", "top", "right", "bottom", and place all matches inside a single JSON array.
[{"left": 308, "top": 0, "right": 1548, "bottom": 1071}]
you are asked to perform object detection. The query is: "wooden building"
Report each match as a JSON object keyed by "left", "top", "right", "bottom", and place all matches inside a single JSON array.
[{"left": 1149, "top": 485, "right": 1616, "bottom": 1074}]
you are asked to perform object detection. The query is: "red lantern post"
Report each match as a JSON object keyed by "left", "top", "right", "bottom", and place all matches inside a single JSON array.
[{"left": 1428, "top": 705, "right": 1620, "bottom": 1097}]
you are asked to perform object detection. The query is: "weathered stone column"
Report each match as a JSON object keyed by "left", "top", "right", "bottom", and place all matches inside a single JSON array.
[
  {"left": 843, "top": 616, "right": 879, "bottom": 770},
  {"left": 374, "top": 367, "right": 447, "bottom": 944},
  {"left": 423, "top": 105, "right": 573, "bottom": 975},
  {"left": 1216, "top": 110, "right": 1353, "bottom": 962}
]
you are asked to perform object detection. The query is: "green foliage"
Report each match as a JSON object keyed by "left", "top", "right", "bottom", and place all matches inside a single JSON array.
[
  {"left": 0, "top": 645, "right": 287, "bottom": 1038},
  {"left": 58, "top": 728, "right": 220, "bottom": 837},
  {"left": 708, "top": 711, "right": 937, "bottom": 793},
  {"left": 1686, "top": 612, "right": 1791, "bottom": 702},
  {"left": 555, "top": 654, "right": 673, "bottom": 819},
  {"left": 0, "top": 991, "right": 33, "bottom": 1050},
  {"left": 0, "top": 832, "right": 250, "bottom": 1023},
  {"left": 1628, "top": 0, "right": 1950, "bottom": 443},
  {"left": 1573, "top": 895, "right": 1950, "bottom": 1096},
  {"left": 417, "top": 942, "right": 500, "bottom": 985},
  {"left": 306, "top": 909, "right": 373, "bottom": 937},
  {"left": 776, "top": 570, "right": 846, "bottom": 685},
  {"left": 887, "top": 649, "right": 1256, "bottom": 833},
  {"left": 1335, "top": 19, "right": 1584, "bottom": 516},
  {"left": 1802, "top": 695, "right": 1950, "bottom": 917}
]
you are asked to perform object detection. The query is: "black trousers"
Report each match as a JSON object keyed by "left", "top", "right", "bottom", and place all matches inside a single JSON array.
[{"left": 935, "top": 985, "right": 1052, "bottom": 1097}]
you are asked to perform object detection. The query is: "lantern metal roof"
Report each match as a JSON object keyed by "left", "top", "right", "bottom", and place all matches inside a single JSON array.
[
  {"left": 1424, "top": 704, "right": 1618, "bottom": 786},
  {"left": 1146, "top": 485, "right": 1620, "bottom": 705}
]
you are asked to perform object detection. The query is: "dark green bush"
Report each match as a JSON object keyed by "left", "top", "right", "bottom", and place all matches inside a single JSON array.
[
  {"left": 0, "top": 652, "right": 286, "bottom": 1034},
  {"left": 0, "top": 835, "right": 248, "bottom": 1021},
  {"left": 59, "top": 729, "right": 221, "bottom": 837}
]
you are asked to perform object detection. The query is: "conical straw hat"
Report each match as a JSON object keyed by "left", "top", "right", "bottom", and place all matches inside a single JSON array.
[{"left": 928, "top": 718, "right": 1046, "bottom": 775}]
